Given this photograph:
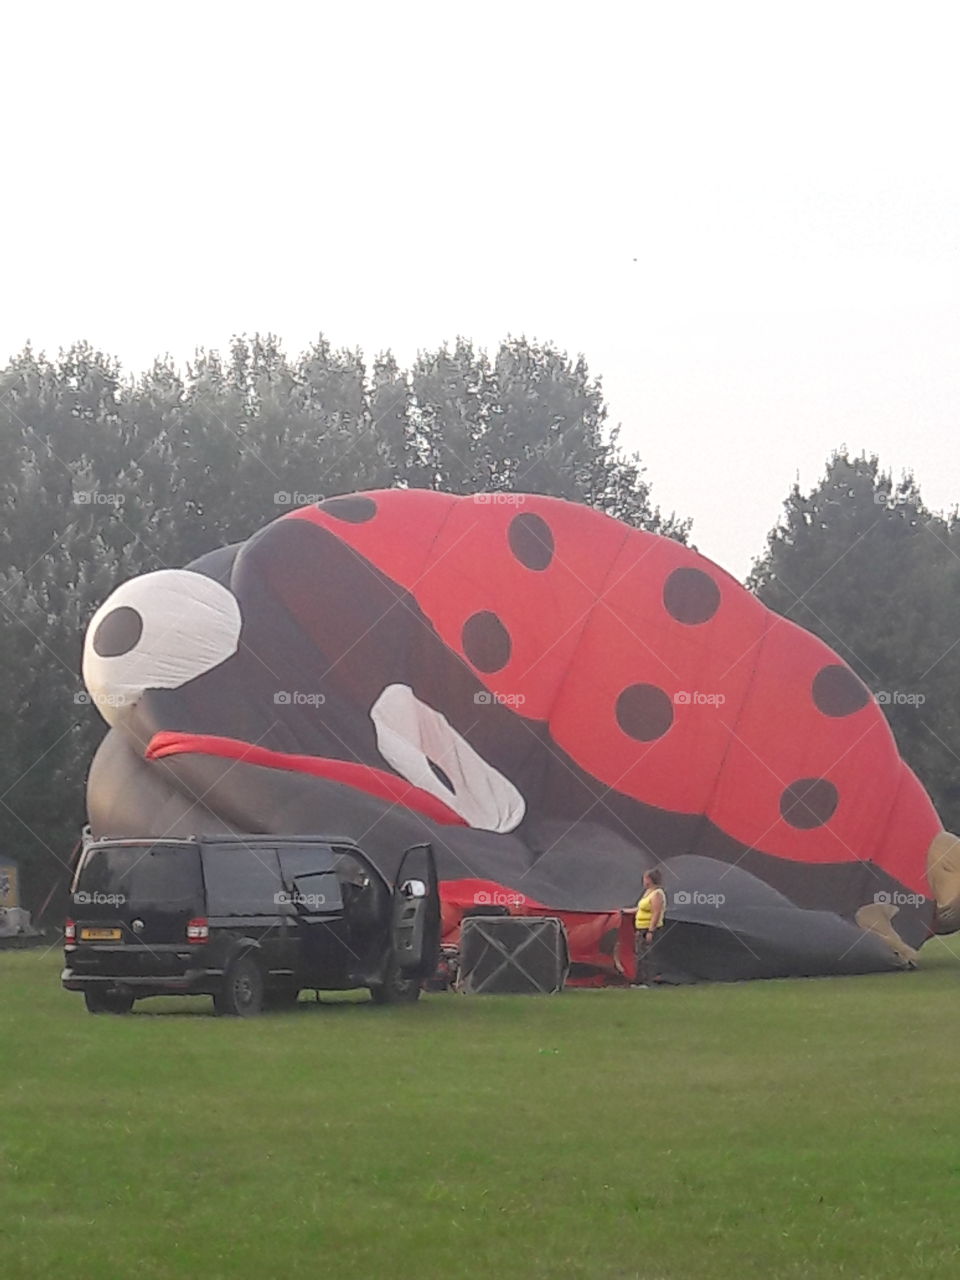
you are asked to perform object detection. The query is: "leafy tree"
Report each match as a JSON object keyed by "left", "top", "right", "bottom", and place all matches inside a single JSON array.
[
  {"left": 0, "top": 332, "right": 683, "bottom": 909},
  {"left": 408, "top": 337, "right": 688, "bottom": 536},
  {"left": 750, "top": 450, "right": 960, "bottom": 830}
]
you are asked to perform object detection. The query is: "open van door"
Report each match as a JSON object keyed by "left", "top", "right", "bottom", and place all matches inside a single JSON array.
[{"left": 390, "top": 842, "right": 441, "bottom": 981}]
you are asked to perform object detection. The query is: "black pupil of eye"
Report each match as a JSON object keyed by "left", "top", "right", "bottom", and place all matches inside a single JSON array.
[
  {"left": 92, "top": 605, "right": 144, "bottom": 658},
  {"left": 427, "top": 760, "right": 456, "bottom": 793}
]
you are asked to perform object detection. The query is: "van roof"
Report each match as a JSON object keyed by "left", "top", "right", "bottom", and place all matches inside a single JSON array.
[{"left": 87, "top": 834, "right": 361, "bottom": 849}]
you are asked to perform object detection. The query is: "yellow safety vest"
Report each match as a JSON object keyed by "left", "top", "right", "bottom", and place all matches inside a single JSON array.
[{"left": 634, "top": 887, "right": 665, "bottom": 931}]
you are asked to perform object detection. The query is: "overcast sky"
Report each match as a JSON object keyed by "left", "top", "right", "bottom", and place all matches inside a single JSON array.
[{"left": 3, "top": 1, "right": 957, "bottom": 578}]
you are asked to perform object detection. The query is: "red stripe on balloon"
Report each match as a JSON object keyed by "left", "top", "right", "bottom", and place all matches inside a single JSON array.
[{"left": 144, "top": 731, "right": 467, "bottom": 827}]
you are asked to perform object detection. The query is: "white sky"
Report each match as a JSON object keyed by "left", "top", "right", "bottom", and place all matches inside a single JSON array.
[{"left": 3, "top": 0, "right": 958, "bottom": 579}]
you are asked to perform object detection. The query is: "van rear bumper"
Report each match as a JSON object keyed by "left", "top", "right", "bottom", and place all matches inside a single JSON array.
[{"left": 61, "top": 966, "right": 222, "bottom": 996}]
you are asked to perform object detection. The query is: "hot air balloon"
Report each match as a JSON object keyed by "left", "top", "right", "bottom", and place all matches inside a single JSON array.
[{"left": 80, "top": 491, "right": 960, "bottom": 983}]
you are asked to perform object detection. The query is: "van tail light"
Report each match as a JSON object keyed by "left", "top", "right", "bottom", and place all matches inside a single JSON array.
[
  {"left": 186, "top": 917, "right": 209, "bottom": 943},
  {"left": 64, "top": 918, "right": 76, "bottom": 945}
]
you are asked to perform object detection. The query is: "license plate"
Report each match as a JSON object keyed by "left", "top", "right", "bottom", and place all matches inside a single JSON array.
[{"left": 80, "top": 927, "right": 122, "bottom": 941}]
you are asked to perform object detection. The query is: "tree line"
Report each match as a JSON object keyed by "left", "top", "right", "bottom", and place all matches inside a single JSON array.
[
  {"left": 0, "top": 335, "right": 685, "bottom": 906},
  {"left": 1, "top": 335, "right": 957, "bottom": 909},
  {"left": 751, "top": 451, "right": 960, "bottom": 832}
]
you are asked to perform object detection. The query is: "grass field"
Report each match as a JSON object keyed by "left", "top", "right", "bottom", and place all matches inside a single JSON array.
[{"left": 2, "top": 946, "right": 960, "bottom": 1280}]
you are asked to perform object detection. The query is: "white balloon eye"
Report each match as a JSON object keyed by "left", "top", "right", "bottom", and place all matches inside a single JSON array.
[
  {"left": 82, "top": 569, "right": 242, "bottom": 725},
  {"left": 370, "top": 683, "right": 525, "bottom": 833}
]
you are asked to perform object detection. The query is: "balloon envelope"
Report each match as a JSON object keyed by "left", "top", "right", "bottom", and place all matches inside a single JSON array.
[{"left": 83, "top": 491, "right": 944, "bottom": 981}]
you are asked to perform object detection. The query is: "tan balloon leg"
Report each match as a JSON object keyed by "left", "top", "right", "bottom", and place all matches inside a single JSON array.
[
  {"left": 854, "top": 902, "right": 918, "bottom": 967},
  {"left": 927, "top": 831, "right": 960, "bottom": 934}
]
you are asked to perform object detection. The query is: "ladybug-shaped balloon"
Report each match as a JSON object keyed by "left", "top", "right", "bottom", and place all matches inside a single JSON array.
[{"left": 82, "top": 491, "right": 960, "bottom": 981}]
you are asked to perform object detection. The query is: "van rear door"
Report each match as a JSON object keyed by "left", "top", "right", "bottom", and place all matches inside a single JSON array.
[{"left": 71, "top": 842, "right": 203, "bottom": 945}]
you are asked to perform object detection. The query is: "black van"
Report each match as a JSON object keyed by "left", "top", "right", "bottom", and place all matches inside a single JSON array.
[{"left": 62, "top": 835, "right": 440, "bottom": 1016}]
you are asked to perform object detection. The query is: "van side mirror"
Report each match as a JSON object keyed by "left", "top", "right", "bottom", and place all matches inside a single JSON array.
[{"left": 400, "top": 878, "right": 427, "bottom": 899}]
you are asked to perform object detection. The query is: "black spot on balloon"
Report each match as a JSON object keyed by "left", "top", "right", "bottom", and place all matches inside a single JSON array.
[
  {"left": 615, "top": 683, "right": 674, "bottom": 742},
  {"left": 318, "top": 495, "right": 377, "bottom": 523},
  {"left": 428, "top": 760, "right": 456, "bottom": 794},
  {"left": 663, "top": 567, "right": 721, "bottom": 625},
  {"left": 462, "top": 611, "right": 511, "bottom": 673},
  {"left": 92, "top": 606, "right": 143, "bottom": 658},
  {"left": 812, "top": 664, "right": 870, "bottom": 717},
  {"left": 508, "top": 512, "right": 554, "bottom": 571},
  {"left": 780, "top": 778, "right": 838, "bottom": 829}
]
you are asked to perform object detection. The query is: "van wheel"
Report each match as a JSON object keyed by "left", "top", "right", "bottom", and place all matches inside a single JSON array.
[
  {"left": 214, "top": 956, "right": 264, "bottom": 1017},
  {"left": 84, "top": 989, "right": 134, "bottom": 1015},
  {"left": 370, "top": 956, "right": 422, "bottom": 1005}
]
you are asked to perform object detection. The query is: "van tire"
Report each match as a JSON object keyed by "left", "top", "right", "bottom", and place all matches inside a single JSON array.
[
  {"left": 214, "top": 955, "right": 265, "bottom": 1017},
  {"left": 84, "top": 989, "right": 135, "bottom": 1015}
]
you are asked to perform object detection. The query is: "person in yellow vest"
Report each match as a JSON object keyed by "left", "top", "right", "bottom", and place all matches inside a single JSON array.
[{"left": 632, "top": 868, "right": 666, "bottom": 987}]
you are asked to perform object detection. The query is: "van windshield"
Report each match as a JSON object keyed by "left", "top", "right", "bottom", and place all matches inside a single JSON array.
[{"left": 74, "top": 844, "right": 202, "bottom": 911}]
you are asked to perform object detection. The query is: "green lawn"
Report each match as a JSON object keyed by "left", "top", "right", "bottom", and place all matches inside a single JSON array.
[{"left": 2, "top": 945, "right": 960, "bottom": 1280}]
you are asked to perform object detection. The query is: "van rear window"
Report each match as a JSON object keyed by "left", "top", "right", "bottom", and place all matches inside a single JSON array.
[{"left": 74, "top": 844, "right": 202, "bottom": 910}]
